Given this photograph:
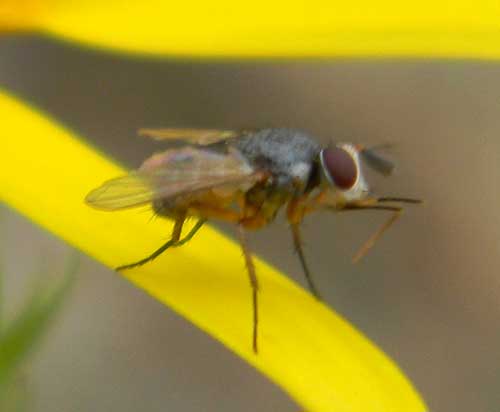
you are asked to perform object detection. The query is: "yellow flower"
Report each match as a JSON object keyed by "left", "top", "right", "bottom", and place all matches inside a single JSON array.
[
  {"left": 1, "top": 90, "right": 426, "bottom": 411},
  {"left": 1, "top": 0, "right": 500, "bottom": 58},
  {"left": 6, "top": 1, "right": 495, "bottom": 410}
]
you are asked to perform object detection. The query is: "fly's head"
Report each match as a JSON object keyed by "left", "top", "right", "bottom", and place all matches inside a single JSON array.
[
  {"left": 318, "top": 143, "right": 379, "bottom": 207},
  {"left": 317, "top": 142, "right": 420, "bottom": 261},
  {"left": 316, "top": 142, "right": 417, "bottom": 207}
]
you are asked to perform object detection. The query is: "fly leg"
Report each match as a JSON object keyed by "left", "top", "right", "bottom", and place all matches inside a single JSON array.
[
  {"left": 189, "top": 202, "right": 264, "bottom": 353},
  {"left": 116, "top": 215, "right": 205, "bottom": 271},
  {"left": 287, "top": 196, "right": 322, "bottom": 299},
  {"left": 338, "top": 204, "right": 403, "bottom": 263},
  {"left": 290, "top": 223, "right": 321, "bottom": 299},
  {"left": 351, "top": 210, "right": 400, "bottom": 262},
  {"left": 237, "top": 224, "right": 259, "bottom": 354},
  {"left": 172, "top": 219, "right": 206, "bottom": 247}
]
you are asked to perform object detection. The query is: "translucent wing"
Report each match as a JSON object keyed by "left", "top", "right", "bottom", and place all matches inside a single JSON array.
[
  {"left": 358, "top": 144, "right": 396, "bottom": 176},
  {"left": 138, "top": 128, "right": 240, "bottom": 146},
  {"left": 85, "top": 147, "right": 259, "bottom": 210}
]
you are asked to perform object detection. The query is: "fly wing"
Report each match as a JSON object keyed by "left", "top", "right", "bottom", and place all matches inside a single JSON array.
[
  {"left": 359, "top": 144, "right": 395, "bottom": 176},
  {"left": 138, "top": 128, "right": 241, "bottom": 146},
  {"left": 85, "top": 147, "right": 259, "bottom": 210}
]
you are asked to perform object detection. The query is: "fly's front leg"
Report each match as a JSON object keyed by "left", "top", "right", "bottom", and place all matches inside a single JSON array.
[
  {"left": 287, "top": 196, "right": 322, "bottom": 299},
  {"left": 290, "top": 223, "right": 322, "bottom": 299},
  {"left": 286, "top": 190, "right": 328, "bottom": 225},
  {"left": 302, "top": 190, "right": 329, "bottom": 216}
]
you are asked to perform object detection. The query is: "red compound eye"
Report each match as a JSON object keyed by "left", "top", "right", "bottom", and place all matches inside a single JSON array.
[{"left": 320, "top": 147, "right": 358, "bottom": 190}]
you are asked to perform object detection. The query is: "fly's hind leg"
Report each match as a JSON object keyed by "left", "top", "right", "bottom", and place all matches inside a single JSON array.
[
  {"left": 172, "top": 218, "right": 206, "bottom": 247},
  {"left": 116, "top": 215, "right": 205, "bottom": 271}
]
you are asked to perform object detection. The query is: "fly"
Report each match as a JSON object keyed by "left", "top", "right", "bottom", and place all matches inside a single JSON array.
[{"left": 85, "top": 128, "right": 421, "bottom": 353}]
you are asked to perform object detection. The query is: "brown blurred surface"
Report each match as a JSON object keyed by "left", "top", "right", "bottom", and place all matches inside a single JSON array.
[{"left": 1, "top": 35, "right": 500, "bottom": 412}]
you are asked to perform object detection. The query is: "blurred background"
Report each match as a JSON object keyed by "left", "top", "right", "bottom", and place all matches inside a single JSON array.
[{"left": 1, "top": 34, "right": 500, "bottom": 411}]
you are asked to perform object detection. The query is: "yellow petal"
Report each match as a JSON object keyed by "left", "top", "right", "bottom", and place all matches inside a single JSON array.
[
  {"left": 0, "top": 90, "right": 427, "bottom": 411},
  {"left": 0, "top": 0, "right": 44, "bottom": 31},
  {"left": 1, "top": 0, "right": 500, "bottom": 58}
]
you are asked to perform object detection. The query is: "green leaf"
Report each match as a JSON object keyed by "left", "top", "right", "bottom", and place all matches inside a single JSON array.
[{"left": 0, "top": 256, "right": 78, "bottom": 389}]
